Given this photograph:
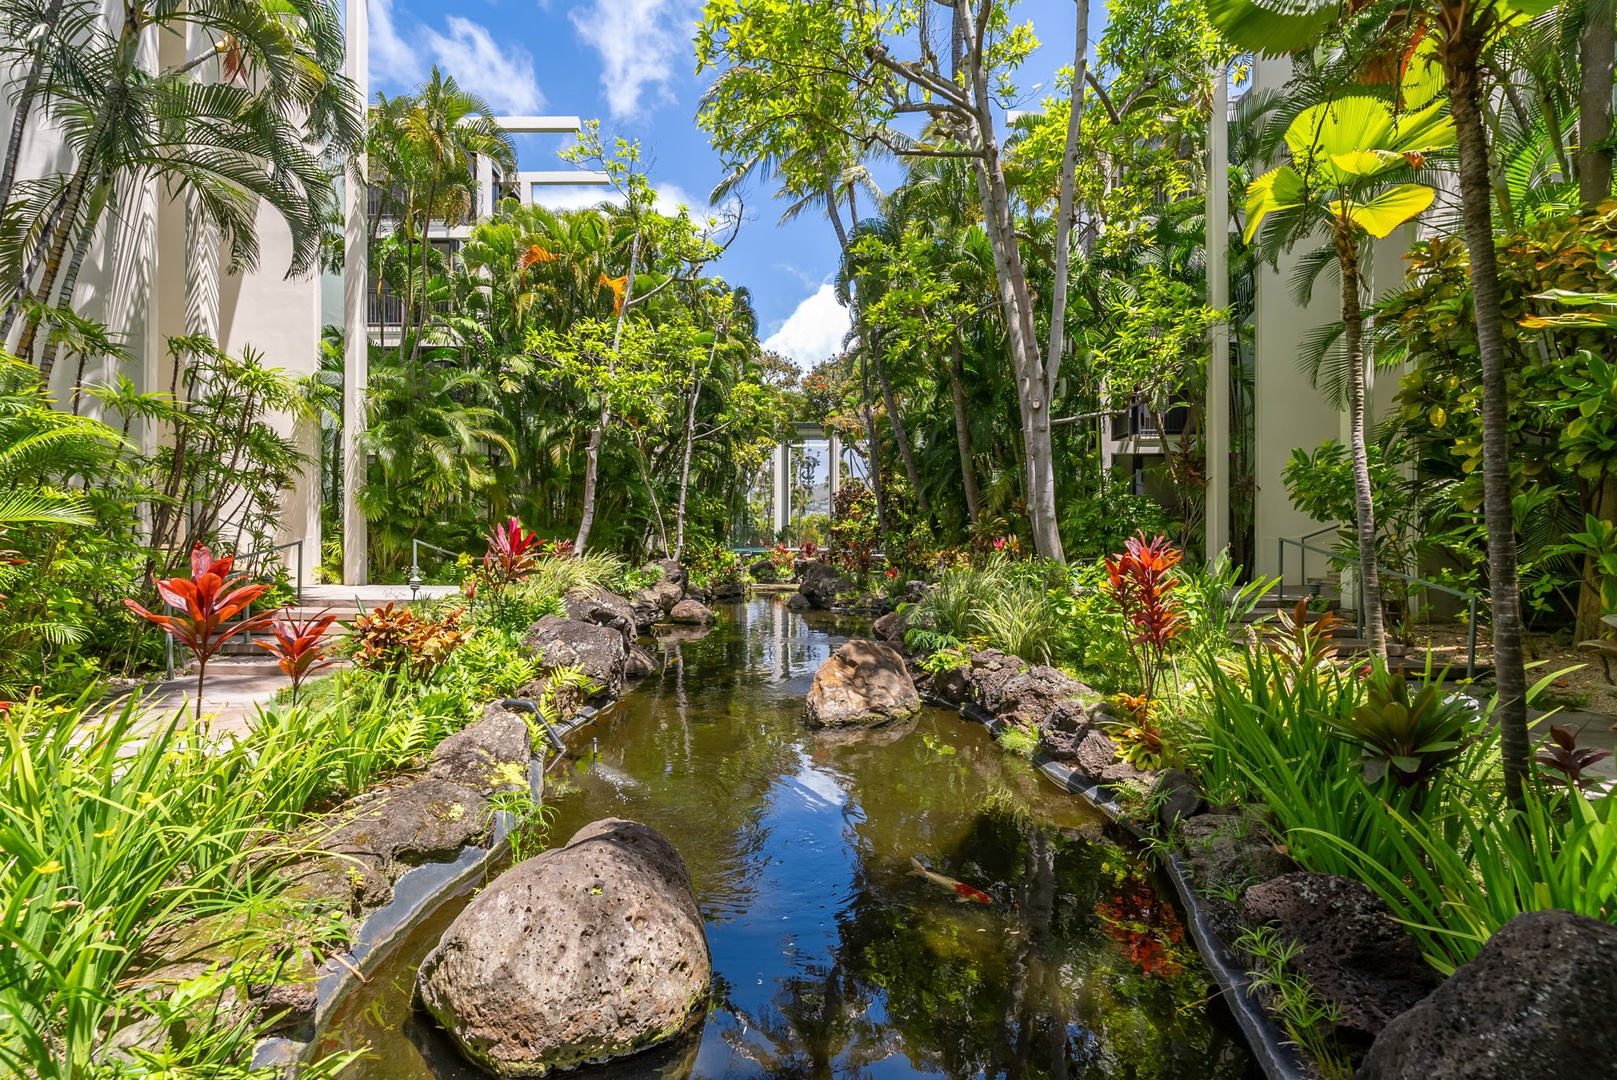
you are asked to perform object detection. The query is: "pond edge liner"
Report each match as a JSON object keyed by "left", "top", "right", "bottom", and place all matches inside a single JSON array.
[
  {"left": 250, "top": 696, "right": 617, "bottom": 1072},
  {"left": 926, "top": 693, "right": 1312, "bottom": 1080}
]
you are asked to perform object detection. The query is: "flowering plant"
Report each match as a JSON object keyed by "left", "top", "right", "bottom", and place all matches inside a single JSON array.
[{"left": 124, "top": 544, "right": 274, "bottom": 717}]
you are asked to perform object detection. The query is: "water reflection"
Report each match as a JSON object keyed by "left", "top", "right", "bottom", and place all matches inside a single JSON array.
[{"left": 324, "top": 600, "right": 1255, "bottom": 1080}]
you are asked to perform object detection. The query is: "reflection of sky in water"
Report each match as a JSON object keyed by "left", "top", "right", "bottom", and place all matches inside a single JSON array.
[
  {"left": 704, "top": 752, "right": 860, "bottom": 1040},
  {"left": 323, "top": 600, "right": 1254, "bottom": 1080}
]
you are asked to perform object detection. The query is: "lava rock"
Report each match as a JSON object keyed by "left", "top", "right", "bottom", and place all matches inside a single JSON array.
[
  {"left": 903, "top": 580, "right": 928, "bottom": 605},
  {"left": 636, "top": 579, "right": 684, "bottom": 616},
  {"left": 1242, "top": 873, "right": 1437, "bottom": 1054},
  {"left": 417, "top": 819, "right": 711, "bottom": 1078},
  {"left": 665, "top": 599, "right": 715, "bottom": 625},
  {"left": 625, "top": 643, "right": 657, "bottom": 679},
  {"left": 804, "top": 639, "right": 921, "bottom": 728},
  {"left": 747, "top": 558, "right": 779, "bottom": 583},
  {"left": 563, "top": 589, "right": 640, "bottom": 648},
  {"left": 707, "top": 581, "right": 745, "bottom": 601},
  {"left": 645, "top": 559, "right": 688, "bottom": 592},
  {"left": 1151, "top": 768, "right": 1205, "bottom": 830},
  {"left": 1178, "top": 812, "right": 1293, "bottom": 942},
  {"left": 428, "top": 707, "right": 532, "bottom": 793},
  {"left": 785, "top": 592, "right": 811, "bottom": 610},
  {"left": 799, "top": 560, "right": 854, "bottom": 610},
  {"left": 994, "top": 666, "right": 1094, "bottom": 729},
  {"left": 930, "top": 665, "right": 970, "bottom": 705},
  {"left": 289, "top": 778, "right": 494, "bottom": 912},
  {"left": 967, "top": 649, "right": 1028, "bottom": 712},
  {"left": 1359, "top": 909, "right": 1617, "bottom": 1080},
  {"left": 523, "top": 615, "right": 628, "bottom": 699},
  {"left": 873, "top": 609, "right": 907, "bottom": 644}
]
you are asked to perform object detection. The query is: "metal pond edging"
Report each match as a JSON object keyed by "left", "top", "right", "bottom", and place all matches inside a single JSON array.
[
  {"left": 250, "top": 696, "right": 617, "bottom": 1071},
  {"left": 925, "top": 693, "right": 1311, "bottom": 1080}
]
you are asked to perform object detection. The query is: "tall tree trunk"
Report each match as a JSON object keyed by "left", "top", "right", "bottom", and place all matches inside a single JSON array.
[
  {"left": 1337, "top": 231, "right": 1386, "bottom": 660},
  {"left": 574, "top": 231, "right": 639, "bottom": 553},
  {"left": 1045, "top": 0, "right": 1090, "bottom": 391},
  {"left": 408, "top": 178, "right": 438, "bottom": 362},
  {"left": 42, "top": 186, "right": 108, "bottom": 382},
  {"left": 16, "top": 4, "right": 140, "bottom": 361},
  {"left": 0, "top": 0, "right": 65, "bottom": 219},
  {"left": 872, "top": 338, "right": 929, "bottom": 513},
  {"left": 1443, "top": 28, "right": 1530, "bottom": 804},
  {"left": 674, "top": 332, "right": 719, "bottom": 561},
  {"left": 1580, "top": 0, "right": 1615, "bottom": 207},
  {"left": 948, "top": 334, "right": 982, "bottom": 523},
  {"left": 957, "top": 0, "right": 1064, "bottom": 561}
]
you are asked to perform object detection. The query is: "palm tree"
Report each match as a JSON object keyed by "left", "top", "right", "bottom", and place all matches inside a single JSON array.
[
  {"left": 1246, "top": 95, "right": 1455, "bottom": 661},
  {"left": 1206, "top": 0, "right": 1548, "bottom": 801},
  {"left": 367, "top": 68, "right": 513, "bottom": 364},
  {"left": 3, "top": 0, "right": 361, "bottom": 369}
]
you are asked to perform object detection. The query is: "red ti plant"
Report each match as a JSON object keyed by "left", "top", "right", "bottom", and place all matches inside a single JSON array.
[
  {"left": 124, "top": 543, "right": 274, "bottom": 720},
  {"left": 484, "top": 518, "right": 540, "bottom": 590},
  {"left": 1104, "top": 532, "right": 1186, "bottom": 703},
  {"left": 1535, "top": 725, "right": 1614, "bottom": 792},
  {"left": 258, "top": 609, "right": 340, "bottom": 703}
]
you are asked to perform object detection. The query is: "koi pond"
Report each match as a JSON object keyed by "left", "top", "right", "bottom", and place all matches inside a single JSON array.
[{"left": 319, "top": 598, "right": 1257, "bottom": 1080}]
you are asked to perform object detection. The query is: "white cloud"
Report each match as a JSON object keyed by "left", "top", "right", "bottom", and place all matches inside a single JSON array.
[
  {"left": 369, "top": 0, "right": 423, "bottom": 83},
  {"left": 570, "top": 0, "right": 695, "bottom": 118},
  {"left": 423, "top": 16, "right": 545, "bottom": 113},
  {"left": 528, "top": 180, "right": 736, "bottom": 225},
  {"left": 763, "top": 284, "right": 849, "bottom": 369}
]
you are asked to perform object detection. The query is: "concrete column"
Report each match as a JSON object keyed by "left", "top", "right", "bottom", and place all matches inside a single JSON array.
[
  {"left": 827, "top": 431, "right": 841, "bottom": 504},
  {"left": 772, "top": 442, "right": 790, "bottom": 537},
  {"left": 1205, "top": 60, "right": 1230, "bottom": 562},
  {"left": 342, "top": 0, "right": 370, "bottom": 584}
]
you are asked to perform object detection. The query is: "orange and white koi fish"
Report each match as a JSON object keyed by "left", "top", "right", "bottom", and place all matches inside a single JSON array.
[{"left": 910, "top": 856, "right": 993, "bottom": 904}]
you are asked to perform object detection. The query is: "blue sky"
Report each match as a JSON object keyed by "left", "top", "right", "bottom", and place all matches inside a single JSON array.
[{"left": 366, "top": 0, "right": 1108, "bottom": 368}]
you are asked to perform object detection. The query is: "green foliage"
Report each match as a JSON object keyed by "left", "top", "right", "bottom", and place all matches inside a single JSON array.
[
  {"left": 1324, "top": 663, "right": 1482, "bottom": 786},
  {"left": 1235, "top": 926, "right": 1353, "bottom": 1079},
  {"left": 1187, "top": 646, "right": 1617, "bottom": 974}
]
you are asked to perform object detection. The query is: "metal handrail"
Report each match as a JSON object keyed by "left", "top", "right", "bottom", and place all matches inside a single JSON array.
[
  {"left": 409, "top": 539, "right": 465, "bottom": 598},
  {"left": 1279, "top": 534, "right": 1481, "bottom": 679},
  {"left": 1276, "top": 524, "right": 1342, "bottom": 601}
]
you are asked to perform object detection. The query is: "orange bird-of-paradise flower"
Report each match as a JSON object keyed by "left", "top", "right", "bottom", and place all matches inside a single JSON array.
[
  {"left": 598, "top": 273, "right": 628, "bottom": 315},
  {"left": 520, "top": 244, "right": 557, "bottom": 270}
]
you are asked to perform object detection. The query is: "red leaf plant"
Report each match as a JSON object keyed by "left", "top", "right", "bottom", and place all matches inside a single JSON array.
[
  {"left": 258, "top": 609, "right": 341, "bottom": 703},
  {"left": 483, "top": 517, "right": 540, "bottom": 589},
  {"left": 124, "top": 543, "right": 274, "bottom": 720},
  {"left": 1104, "top": 532, "right": 1186, "bottom": 704},
  {"left": 1535, "top": 724, "right": 1614, "bottom": 792}
]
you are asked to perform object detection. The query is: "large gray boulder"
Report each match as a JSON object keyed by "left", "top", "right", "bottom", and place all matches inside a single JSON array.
[
  {"left": 417, "top": 819, "right": 711, "bottom": 1078},
  {"left": 664, "top": 599, "right": 715, "bottom": 625},
  {"left": 1178, "top": 812, "right": 1293, "bottom": 942},
  {"left": 635, "top": 579, "right": 684, "bottom": 616},
  {"left": 799, "top": 560, "right": 853, "bottom": 610},
  {"left": 524, "top": 615, "right": 628, "bottom": 699},
  {"left": 1242, "top": 873, "right": 1437, "bottom": 1054},
  {"left": 563, "top": 588, "right": 640, "bottom": 647},
  {"left": 1358, "top": 909, "right": 1617, "bottom": 1080},
  {"left": 804, "top": 640, "right": 920, "bottom": 728},
  {"left": 645, "top": 559, "right": 688, "bottom": 591},
  {"left": 872, "top": 609, "right": 907, "bottom": 644},
  {"left": 428, "top": 706, "right": 532, "bottom": 793}
]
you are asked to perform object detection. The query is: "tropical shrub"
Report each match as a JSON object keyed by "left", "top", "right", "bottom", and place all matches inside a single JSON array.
[
  {"left": 349, "top": 603, "right": 470, "bottom": 681},
  {"left": 1324, "top": 664, "right": 1483, "bottom": 786},
  {"left": 259, "top": 609, "right": 341, "bottom": 703},
  {"left": 1104, "top": 533, "right": 1186, "bottom": 702},
  {"left": 123, "top": 544, "right": 275, "bottom": 715}
]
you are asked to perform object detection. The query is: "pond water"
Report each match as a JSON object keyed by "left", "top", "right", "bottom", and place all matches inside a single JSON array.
[{"left": 319, "top": 598, "right": 1257, "bottom": 1080}]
